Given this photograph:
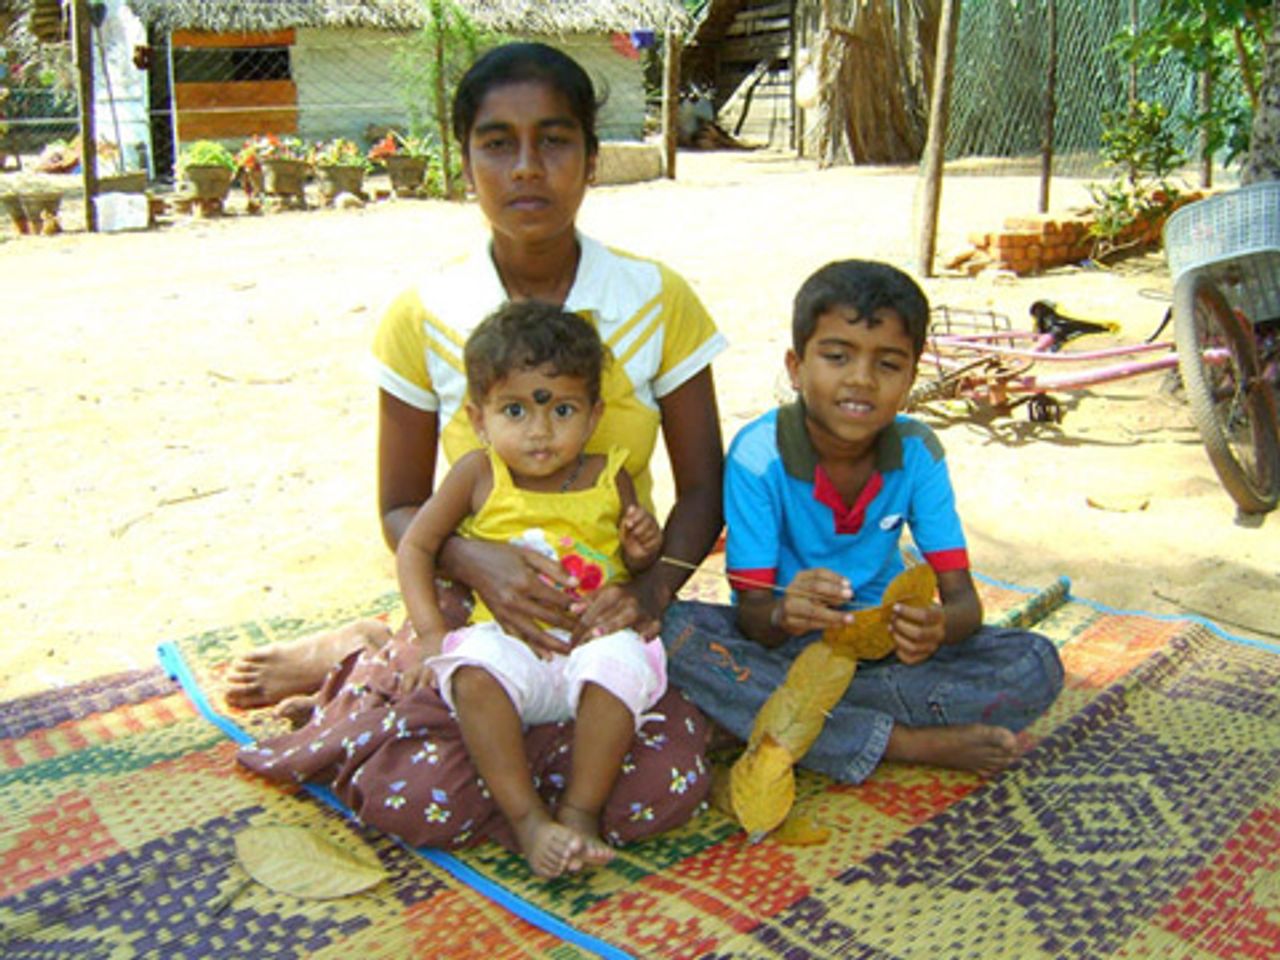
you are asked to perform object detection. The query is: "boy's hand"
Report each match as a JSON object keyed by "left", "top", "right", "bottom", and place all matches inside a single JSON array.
[
  {"left": 775, "top": 569, "right": 853, "bottom": 635},
  {"left": 619, "top": 504, "right": 662, "bottom": 570},
  {"left": 889, "top": 602, "right": 946, "bottom": 665}
]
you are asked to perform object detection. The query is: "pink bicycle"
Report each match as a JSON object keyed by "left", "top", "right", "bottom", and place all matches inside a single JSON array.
[
  {"left": 908, "top": 300, "right": 1181, "bottom": 426},
  {"left": 912, "top": 181, "right": 1280, "bottom": 515}
]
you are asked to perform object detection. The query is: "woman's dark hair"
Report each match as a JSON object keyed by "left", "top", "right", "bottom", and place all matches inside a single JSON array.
[
  {"left": 465, "top": 300, "right": 608, "bottom": 404},
  {"left": 792, "top": 260, "right": 930, "bottom": 358},
  {"left": 452, "top": 42, "right": 602, "bottom": 157}
]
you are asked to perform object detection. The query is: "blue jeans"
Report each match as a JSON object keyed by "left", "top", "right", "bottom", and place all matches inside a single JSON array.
[{"left": 661, "top": 601, "right": 1064, "bottom": 783}]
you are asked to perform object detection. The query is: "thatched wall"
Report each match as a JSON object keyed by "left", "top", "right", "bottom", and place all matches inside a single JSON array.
[{"left": 125, "top": 0, "right": 688, "bottom": 34}]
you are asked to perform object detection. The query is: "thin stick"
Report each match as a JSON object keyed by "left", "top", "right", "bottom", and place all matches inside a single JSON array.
[{"left": 659, "top": 554, "right": 832, "bottom": 605}]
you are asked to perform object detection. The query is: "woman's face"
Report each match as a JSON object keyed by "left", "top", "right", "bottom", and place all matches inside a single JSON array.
[{"left": 463, "top": 80, "right": 596, "bottom": 250}]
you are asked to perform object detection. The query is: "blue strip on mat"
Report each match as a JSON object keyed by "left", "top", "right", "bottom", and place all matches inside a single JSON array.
[
  {"left": 968, "top": 571, "right": 1280, "bottom": 654},
  {"left": 156, "top": 641, "right": 633, "bottom": 960}
]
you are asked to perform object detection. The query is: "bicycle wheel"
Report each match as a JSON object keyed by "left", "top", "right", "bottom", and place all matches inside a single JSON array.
[{"left": 1173, "top": 270, "right": 1280, "bottom": 513}]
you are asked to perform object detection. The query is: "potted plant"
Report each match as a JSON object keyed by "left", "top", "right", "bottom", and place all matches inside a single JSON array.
[
  {"left": 240, "top": 134, "right": 310, "bottom": 205},
  {"left": 368, "top": 131, "right": 433, "bottom": 197},
  {"left": 2, "top": 175, "right": 64, "bottom": 236},
  {"left": 311, "top": 137, "right": 373, "bottom": 202},
  {"left": 177, "top": 139, "right": 237, "bottom": 204}
]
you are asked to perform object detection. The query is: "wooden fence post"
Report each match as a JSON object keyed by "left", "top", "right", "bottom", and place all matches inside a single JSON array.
[
  {"left": 914, "top": 0, "right": 961, "bottom": 278},
  {"left": 74, "top": 0, "right": 98, "bottom": 232},
  {"left": 663, "top": 26, "right": 681, "bottom": 180},
  {"left": 1038, "top": 0, "right": 1057, "bottom": 213}
]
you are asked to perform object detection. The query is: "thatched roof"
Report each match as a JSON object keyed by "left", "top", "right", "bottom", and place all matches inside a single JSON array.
[{"left": 125, "top": 0, "right": 690, "bottom": 34}]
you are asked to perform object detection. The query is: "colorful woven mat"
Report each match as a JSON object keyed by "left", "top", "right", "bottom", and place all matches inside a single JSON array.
[
  {"left": 7, "top": 572, "right": 1276, "bottom": 958},
  {"left": 0, "top": 667, "right": 581, "bottom": 958}
]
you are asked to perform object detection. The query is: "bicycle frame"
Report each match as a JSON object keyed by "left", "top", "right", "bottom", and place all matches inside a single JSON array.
[{"left": 914, "top": 306, "right": 1183, "bottom": 414}]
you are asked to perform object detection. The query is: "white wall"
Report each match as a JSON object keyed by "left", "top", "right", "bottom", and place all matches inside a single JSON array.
[{"left": 290, "top": 28, "right": 647, "bottom": 148}]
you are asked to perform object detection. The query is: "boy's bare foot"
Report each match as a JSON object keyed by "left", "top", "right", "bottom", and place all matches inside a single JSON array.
[
  {"left": 511, "top": 810, "right": 587, "bottom": 879},
  {"left": 555, "top": 803, "right": 616, "bottom": 871},
  {"left": 224, "top": 619, "right": 392, "bottom": 709},
  {"left": 885, "top": 723, "right": 1019, "bottom": 778},
  {"left": 274, "top": 693, "right": 318, "bottom": 729}
]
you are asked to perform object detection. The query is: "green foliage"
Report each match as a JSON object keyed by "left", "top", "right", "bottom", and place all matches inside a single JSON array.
[
  {"left": 177, "top": 140, "right": 237, "bottom": 173},
  {"left": 391, "top": 1, "right": 501, "bottom": 145},
  {"left": 391, "top": 0, "right": 503, "bottom": 196},
  {"left": 310, "top": 137, "right": 373, "bottom": 172},
  {"left": 424, "top": 149, "right": 466, "bottom": 199},
  {"left": 1111, "top": 0, "right": 1273, "bottom": 169},
  {"left": 367, "top": 130, "right": 434, "bottom": 162},
  {"left": 1088, "top": 100, "right": 1185, "bottom": 243}
]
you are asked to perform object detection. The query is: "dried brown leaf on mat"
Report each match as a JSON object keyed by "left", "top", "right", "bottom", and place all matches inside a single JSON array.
[
  {"left": 771, "top": 814, "right": 831, "bottom": 847},
  {"left": 730, "top": 736, "right": 795, "bottom": 837},
  {"left": 749, "top": 645, "right": 857, "bottom": 757},
  {"left": 235, "top": 825, "right": 386, "bottom": 899}
]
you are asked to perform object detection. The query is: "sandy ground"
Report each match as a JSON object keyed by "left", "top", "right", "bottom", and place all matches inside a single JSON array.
[{"left": 2, "top": 150, "right": 1276, "bottom": 701}]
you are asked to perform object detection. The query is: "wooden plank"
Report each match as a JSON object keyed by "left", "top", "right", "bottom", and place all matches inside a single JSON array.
[
  {"left": 175, "top": 80, "right": 297, "bottom": 110},
  {"left": 726, "top": 17, "right": 790, "bottom": 35},
  {"left": 721, "top": 33, "right": 788, "bottom": 62},
  {"left": 172, "top": 29, "right": 295, "bottom": 49},
  {"left": 177, "top": 108, "right": 298, "bottom": 141},
  {"left": 738, "top": 1, "right": 791, "bottom": 19},
  {"left": 174, "top": 80, "right": 298, "bottom": 141}
]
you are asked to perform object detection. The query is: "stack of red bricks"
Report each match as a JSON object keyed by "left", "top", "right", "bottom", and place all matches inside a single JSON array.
[{"left": 944, "top": 192, "right": 1204, "bottom": 277}]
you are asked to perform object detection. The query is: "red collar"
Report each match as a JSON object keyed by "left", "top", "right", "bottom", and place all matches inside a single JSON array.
[{"left": 813, "top": 465, "right": 883, "bottom": 534}]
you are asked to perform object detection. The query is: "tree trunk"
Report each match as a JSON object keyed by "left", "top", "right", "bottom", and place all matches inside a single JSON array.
[{"left": 1243, "top": 0, "right": 1280, "bottom": 184}]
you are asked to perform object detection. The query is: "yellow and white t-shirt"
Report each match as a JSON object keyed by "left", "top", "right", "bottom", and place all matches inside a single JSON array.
[{"left": 371, "top": 233, "right": 728, "bottom": 511}]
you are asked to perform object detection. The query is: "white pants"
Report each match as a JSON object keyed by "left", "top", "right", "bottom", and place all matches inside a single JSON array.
[{"left": 428, "top": 621, "right": 667, "bottom": 729}]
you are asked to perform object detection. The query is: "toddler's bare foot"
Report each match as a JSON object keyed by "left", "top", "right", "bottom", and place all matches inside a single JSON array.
[
  {"left": 224, "top": 619, "right": 392, "bottom": 709},
  {"left": 274, "top": 693, "right": 318, "bottom": 729},
  {"left": 512, "top": 810, "right": 586, "bottom": 879},
  {"left": 886, "top": 723, "right": 1019, "bottom": 778},
  {"left": 555, "top": 803, "right": 616, "bottom": 871}
]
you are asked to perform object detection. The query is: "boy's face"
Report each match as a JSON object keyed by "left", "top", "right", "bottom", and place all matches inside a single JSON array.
[
  {"left": 467, "top": 364, "right": 602, "bottom": 489},
  {"left": 786, "top": 305, "right": 917, "bottom": 457}
]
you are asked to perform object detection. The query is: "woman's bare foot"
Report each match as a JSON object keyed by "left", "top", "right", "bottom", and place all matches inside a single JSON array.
[
  {"left": 224, "top": 619, "right": 392, "bottom": 709},
  {"left": 885, "top": 723, "right": 1019, "bottom": 778},
  {"left": 555, "top": 803, "right": 616, "bottom": 871},
  {"left": 511, "top": 810, "right": 587, "bottom": 879}
]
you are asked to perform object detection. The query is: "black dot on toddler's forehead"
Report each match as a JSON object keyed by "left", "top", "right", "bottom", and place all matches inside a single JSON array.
[{"left": 532, "top": 388, "right": 552, "bottom": 405}]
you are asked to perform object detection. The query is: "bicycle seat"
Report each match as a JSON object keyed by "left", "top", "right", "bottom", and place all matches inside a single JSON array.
[{"left": 1029, "top": 300, "right": 1119, "bottom": 349}]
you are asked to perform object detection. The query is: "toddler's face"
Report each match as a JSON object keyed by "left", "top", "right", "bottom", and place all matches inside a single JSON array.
[
  {"left": 469, "top": 365, "right": 601, "bottom": 490},
  {"left": 786, "top": 306, "right": 917, "bottom": 455}
]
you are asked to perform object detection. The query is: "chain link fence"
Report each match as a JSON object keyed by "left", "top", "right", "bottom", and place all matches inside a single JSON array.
[{"left": 947, "top": 0, "right": 1227, "bottom": 178}]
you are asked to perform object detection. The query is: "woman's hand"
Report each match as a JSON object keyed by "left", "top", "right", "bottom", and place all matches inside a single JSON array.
[
  {"left": 398, "top": 626, "right": 445, "bottom": 694},
  {"left": 573, "top": 582, "right": 655, "bottom": 642},
  {"left": 441, "top": 537, "right": 579, "bottom": 658},
  {"left": 889, "top": 602, "right": 947, "bottom": 665}
]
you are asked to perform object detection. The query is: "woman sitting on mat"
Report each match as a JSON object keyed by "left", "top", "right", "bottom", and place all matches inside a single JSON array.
[{"left": 231, "top": 41, "right": 726, "bottom": 866}]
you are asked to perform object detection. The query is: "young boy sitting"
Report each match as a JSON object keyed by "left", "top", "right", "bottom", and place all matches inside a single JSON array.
[{"left": 663, "top": 259, "right": 1064, "bottom": 782}]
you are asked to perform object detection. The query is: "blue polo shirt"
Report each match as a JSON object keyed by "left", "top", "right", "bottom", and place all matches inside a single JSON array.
[{"left": 724, "top": 403, "right": 969, "bottom": 609}]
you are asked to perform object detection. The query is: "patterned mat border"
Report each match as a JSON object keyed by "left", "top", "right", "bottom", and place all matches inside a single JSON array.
[{"left": 974, "top": 571, "right": 1279, "bottom": 654}]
